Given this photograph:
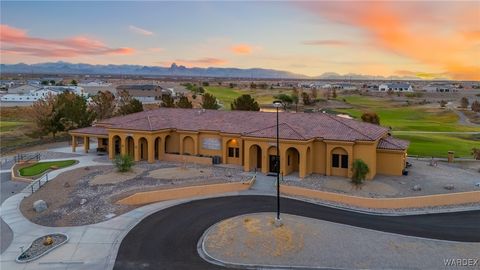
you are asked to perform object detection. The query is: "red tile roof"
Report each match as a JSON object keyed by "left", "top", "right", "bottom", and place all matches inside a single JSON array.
[
  {"left": 73, "top": 108, "right": 391, "bottom": 142},
  {"left": 377, "top": 136, "right": 410, "bottom": 150},
  {"left": 69, "top": 126, "right": 108, "bottom": 136}
]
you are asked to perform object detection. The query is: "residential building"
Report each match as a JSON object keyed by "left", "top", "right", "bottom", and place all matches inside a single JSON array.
[
  {"left": 116, "top": 84, "right": 171, "bottom": 103},
  {"left": 378, "top": 83, "right": 413, "bottom": 92},
  {"left": 422, "top": 83, "right": 457, "bottom": 93},
  {"left": 70, "top": 108, "right": 409, "bottom": 180},
  {"left": 0, "top": 86, "right": 86, "bottom": 102}
]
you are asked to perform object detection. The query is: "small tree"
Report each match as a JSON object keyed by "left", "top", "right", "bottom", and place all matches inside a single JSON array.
[
  {"left": 472, "top": 148, "right": 480, "bottom": 160},
  {"left": 176, "top": 94, "right": 193, "bottom": 108},
  {"left": 89, "top": 91, "right": 116, "bottom": 120},
  {"left": 70, "top": 79, "right": 78, "bottom": 86},
  {"left": 332, "top": 89, "right": 337, "bottom": 99},
  {"left": 351, "top": 159, "right": 369, "bottom": 185},
  {"left": 161, "top": 94, "right": 175, "bottom": 108},
  {"left": 274, "top": 94, "right": 293, "bottom": 110},
  {"left": 361, "top": 112, "right": 380, "bottom": 125},
  {"left": 471, "top": 100, "right": 480, "bottom": 112},
  {"left": 311, "top": 89, "right": 318, "bottom": 99},
  {"left": 116, "top": 91, "right": 143, "bottom": 115},
  {"left": 301, "top": 92, "right": 311, "bottom": 105},
  {"left": 460, "top": 97, "right": 469, "bottom": 108},
  {"left": 231, "top": 94, "right": 260, "bottom": 111},
  {"left": 114, "top": 154, "right": 134, "bottom": 172},
  {"left": 440, "top": 100, "right": 447, "bottom": 108},
  {"left": 202, "top": 93, "right": 220, "bottom": 109}
]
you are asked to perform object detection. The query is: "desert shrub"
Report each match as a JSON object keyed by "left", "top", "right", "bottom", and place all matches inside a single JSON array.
[
  {"left": 351, "top": 159, "right": 369, "bottom": 185},
  {"left": 114, "top": 154, "right": 134, "bottom": 172}
]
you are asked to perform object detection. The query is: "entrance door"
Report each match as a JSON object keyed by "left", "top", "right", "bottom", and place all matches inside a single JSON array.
[{"left": 269, "top": 155, "right": 279, "bottom": 173}]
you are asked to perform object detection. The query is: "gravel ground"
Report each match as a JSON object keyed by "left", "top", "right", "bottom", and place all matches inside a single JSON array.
[
  {"left": 284, "top": 159, "right": 480, "bottom": 198},
  {"left": 20, "top": 162, "right": 250, "bottom": 227},
  {"left": 203, "top": 213, "right": 480, "bottom": 269}
]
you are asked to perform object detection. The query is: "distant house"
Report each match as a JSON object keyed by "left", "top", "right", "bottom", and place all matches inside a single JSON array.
[
  {"left": 422, "top": 83, "right": 457, "bottom": 93},
  {"left": 378, "top": 83, "right": 413, "bottom": 92},
  {"left": 116, "top": 84, "right": 171, "bottom": 103},
  {"left": 79, "top": 80, "right": 114, "bottom": 95},
  {"left": 0, "top": 86, "right": 86, "bottom": 102},
  {"left": 330, "top": 83, "right": 357, "bottom": 90},
  {"left": 7, "top": 84, "right": 40, "bottom": 94}
]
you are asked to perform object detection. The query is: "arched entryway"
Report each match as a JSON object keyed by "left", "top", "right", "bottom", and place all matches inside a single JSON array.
[
  {"left": 285, "top": 147, "right": 300, "bottom": 175},
  {"left": 125, "top": 136, "right": 134, "bottom": 158},
  {"left": 138, "top": 137, "right": 148, "bottom": 160},
  {"left": 112, "top": 135, "right": 121, "bottom": 156},
  {"left": 154, "top": 137, "right": 162, "bottom": 160},
  {"left": 267, "top": 146, "right": 279, "bottom": 173},
  {"left": 182, "top": 136, "right": 194, "bottom": 155},
  {"left": 165, "top": 134, "right": 180, "bottom": 154},
  {"left": 331, "top": 147, "right": 349, "bottom": 177},
  {"left": 248, "top": 145, "right": 262, "bottom": 171}
]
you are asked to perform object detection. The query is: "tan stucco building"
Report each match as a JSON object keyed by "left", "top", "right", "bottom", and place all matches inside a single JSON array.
[{"left": 70, "top": 108, "right": 409, "bottom": 180}]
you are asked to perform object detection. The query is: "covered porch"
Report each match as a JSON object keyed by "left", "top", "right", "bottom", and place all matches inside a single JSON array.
[{"left": 69, "top": 127, "right": 109, "bottom": 154}]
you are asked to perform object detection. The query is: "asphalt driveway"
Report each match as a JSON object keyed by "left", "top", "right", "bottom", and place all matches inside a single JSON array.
[{"left": 114, "top": 195, "right": 480, "bottom": 270}]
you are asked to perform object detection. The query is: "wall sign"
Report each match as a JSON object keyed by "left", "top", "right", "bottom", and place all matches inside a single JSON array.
[{"left": 202, "top": 138, "right": 221, "bottom": 150}]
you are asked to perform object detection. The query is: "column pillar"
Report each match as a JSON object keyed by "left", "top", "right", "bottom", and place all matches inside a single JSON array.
[
  {"left": 147, "top": 137, "right": 155, "bottom": 163},
  {"left": 108, "top": 136, "right": 115, "bottom": 160},
  {"left": 120, "top": 136, "right": 126, "bottom": 156},
  {"left": 261, "top": 146, "right": 268, "bottom": 174},
  {"left": 71, "top": 135, "right": 77, "bottom": 152},
  {"left": 83, "top": 136, "right": 90, "bottom": 153},
  {"left": 134, "top": 138, "right": 140, "bottom": 162},
  {"left": 299, "top": 148, "right": 307, "bottom": 178}
]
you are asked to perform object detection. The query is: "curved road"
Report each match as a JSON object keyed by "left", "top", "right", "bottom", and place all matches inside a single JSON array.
[{"left": 114, "top": 195, "right": 480, "bottom": 270}]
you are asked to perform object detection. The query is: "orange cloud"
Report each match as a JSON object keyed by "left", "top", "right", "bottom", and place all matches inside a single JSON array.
[
  {"left": 302, "top": 40, "right": 350, "bottom": 46},
  {"left": 231, "top": 44, "right": 252, "bottom": 54},
  {"left": 298, "top": 2, "right": 480, "bottom": 80},
  {"left": 174, "top": 57, "right": 227, "bottom": 67},
  {"left": 0, "top": 24, "right": 134, "bottom": 57}
]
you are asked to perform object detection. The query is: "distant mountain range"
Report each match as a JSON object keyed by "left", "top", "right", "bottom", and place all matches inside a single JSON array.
[{"left": 1, "top": 61, "right": 431, "bottom": 80}]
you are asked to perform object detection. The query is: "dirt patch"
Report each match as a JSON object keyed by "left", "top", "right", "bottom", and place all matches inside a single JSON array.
[
  {"left": 90, "top": 167, "right": 147, "bottom": 185},
  {"left": 147, "top": 167, "right": 213, "bottom": 180}
]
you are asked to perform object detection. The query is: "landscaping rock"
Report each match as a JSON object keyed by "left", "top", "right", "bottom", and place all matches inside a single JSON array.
[
  {"left": 412, "top": 185, "right": 422, "bottom": 191},
  {"left": 63, "top": 182, "right": 70, "bottom": 188},
  {"left": 475, "top": 182, "right": 480, "bottom": 188},
  {"left": 33, "top": 200, "right": 48, "bottom": 213},
  {"left": 444, "top": 184, "right": 455, "bottom": 190},
  {"left": 79, "top": 198, "right": 87, "bottom": 205}
]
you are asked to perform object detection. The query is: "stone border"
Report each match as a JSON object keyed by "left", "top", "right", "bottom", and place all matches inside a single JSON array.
[
  {"left": 15, "top": 233, "right": 69, "bottom": 263},
  {"left": 11, "top": 160, "right": 79, "bottom": 182},
  {"left": 281, "top": 185, "right": 480, "bottom": 209},
  {"left": 117, "top": 176, "right": 256, "bottom": 205},
  {"left": 197, "top": 212, "right": 345, "bottom": 270}
]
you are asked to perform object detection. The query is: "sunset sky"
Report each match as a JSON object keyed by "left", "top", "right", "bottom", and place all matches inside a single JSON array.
[{"left": 1, "top": 1, "right": 479, "bottom": 80}]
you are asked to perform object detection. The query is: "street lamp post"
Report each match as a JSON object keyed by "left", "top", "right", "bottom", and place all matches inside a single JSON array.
[{"left": 272, "top": 100, "right": 283, "bottom": 221}]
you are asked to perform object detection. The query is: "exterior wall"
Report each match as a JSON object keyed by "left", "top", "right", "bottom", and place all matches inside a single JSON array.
[
  {"left": 312, "top": 141, "right": 326, "bottom": 175},
  {"left": 376, "top": 149, "right": 407, "bottom": 176},
  {"left": 325, "top": 141, "right": 353, "bottom": 178},
  {"left": 198, "top": 133, "right": 222, "bottom": 157},
  {"left": 353, "top": 141, "right": 378, "bottom": 180},
  {"left": 73, "top": 127, "right": 405, "bottom": 180}
]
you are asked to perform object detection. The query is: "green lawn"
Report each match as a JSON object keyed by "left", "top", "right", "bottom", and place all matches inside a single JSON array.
[
  {"left": 394, "top": 133, "right": 479, "bottom": 158},
  {"left": 0, "top": 121, "right": 24, "bottom": 132},
  {"left": 336, "top": 95, "right": 480, "bottom": 157},
  {"left": 19, "top": 160, "right": 76, "bottom": 177},
  {"left": 205, "top": 86, "right": 243, "bottom": 110}
]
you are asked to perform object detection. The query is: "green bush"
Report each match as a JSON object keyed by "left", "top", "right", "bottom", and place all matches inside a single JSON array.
[
  {"left": 351, "top": 159, "right": 369, "bottom": 185},
  {"left": 114, "top": 154, "right": 134, "bottom": 172}
]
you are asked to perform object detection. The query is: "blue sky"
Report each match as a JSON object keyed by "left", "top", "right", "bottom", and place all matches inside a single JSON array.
[{"left": 1, "top": 1, "right": 479, "bottom": 79}]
